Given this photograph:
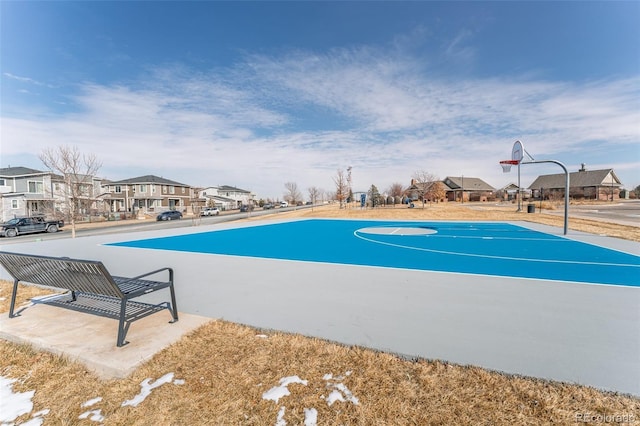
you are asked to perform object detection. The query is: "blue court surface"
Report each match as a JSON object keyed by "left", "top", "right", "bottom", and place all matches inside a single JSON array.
[{"left": 109, "top": 219, "right": 639, "bottom": 287}]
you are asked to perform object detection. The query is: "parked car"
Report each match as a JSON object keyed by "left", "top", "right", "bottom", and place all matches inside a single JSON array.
[
  {"left": 156, "top": 210, "right": 182, "bottom": 221},
  {"left": 0, "top": 216, "right": 64, "bottom": 238},
  {"left": 239, "top": 205, "right": 252, "bottom": 212},
  {"left": 263, "top": 203, "right": 274, "bottom": 210},
  {"left": 200, "top": 207, "right": 220, "bottom": 216},
  {"left": 280, "top": 201, "right": 289, "bottom": 208}
]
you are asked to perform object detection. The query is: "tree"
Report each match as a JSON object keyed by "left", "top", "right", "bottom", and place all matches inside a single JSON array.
[
  {"left": 308, "top": 186, "right": 321, "bottom": 211},
  {"left": 333, "top": 169, "right": 349, "bottom": 208},
  {"left": 633, "top": 185, "right": 640, "bottom": 199},
  {"left": 411, "top": 171, "right": 439, "bottom": 208},
  {"left": 40, "top": 145, "right": 102, "bottom": 238},
  {"left": 368, "top": 184, "right": 381, "bottom": 208},
  {"left": 426, "top": 181, "right": 446, "bottom": 204},
  {"left": 387, "top": 182, "right": 405, "bottom": 206},
  {"left": 284, "top": 182, "right": 302, "bottom": 206}
]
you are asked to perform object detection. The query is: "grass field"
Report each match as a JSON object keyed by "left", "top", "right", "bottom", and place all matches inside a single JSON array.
[{"left": 1, "top": 202, "right": 638, "bottom": 425}]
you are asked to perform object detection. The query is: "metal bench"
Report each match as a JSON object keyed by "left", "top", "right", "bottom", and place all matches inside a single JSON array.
[{"left": 0, "top": 251, "right": 179, "bottom": 347}]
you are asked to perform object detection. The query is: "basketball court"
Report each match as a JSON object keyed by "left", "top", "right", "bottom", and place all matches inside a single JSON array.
[{"left": 1, "top": 217, "right": 638, "bottom": 395}]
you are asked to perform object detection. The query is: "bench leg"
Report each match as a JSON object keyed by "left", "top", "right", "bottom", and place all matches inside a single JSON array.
[
  {"left": 117, "top": 299, "right": 129, "bottom": 347},
  {"left": 9, "top": 278, "right": 19, "bottom": 318},
  {"left": 168, "top": 276, "right": 179, "bottom": 323}
]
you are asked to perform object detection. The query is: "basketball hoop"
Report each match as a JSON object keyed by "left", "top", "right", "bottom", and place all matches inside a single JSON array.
[{"left": 500, "top": 160, "right": 519, "bottom": 173}]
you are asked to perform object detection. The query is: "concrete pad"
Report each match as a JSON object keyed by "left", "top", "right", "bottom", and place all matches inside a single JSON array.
[{"left": 0, "top": 303, "right": 212, "bottom": 380}]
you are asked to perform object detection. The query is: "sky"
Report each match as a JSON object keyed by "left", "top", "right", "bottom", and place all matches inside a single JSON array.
[{"left": 1, "top": 1, "right": 639, "bottom": 200}]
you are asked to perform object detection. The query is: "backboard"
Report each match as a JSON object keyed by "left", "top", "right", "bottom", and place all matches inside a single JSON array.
[{"left": 512, "top": 140, "right": 524, "bottom": 163}]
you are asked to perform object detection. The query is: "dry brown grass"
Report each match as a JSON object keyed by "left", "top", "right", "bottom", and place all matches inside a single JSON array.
[{"left": 2, "top": 203, "right": 639, "bottom": 425}]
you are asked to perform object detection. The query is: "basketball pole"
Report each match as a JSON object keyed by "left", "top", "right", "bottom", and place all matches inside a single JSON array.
[
  {"left": 517, "top": 162, "right": 521, "bottom": 212},
  {"left": 521, "top": 158, "right": 569, "bottom": 235}
]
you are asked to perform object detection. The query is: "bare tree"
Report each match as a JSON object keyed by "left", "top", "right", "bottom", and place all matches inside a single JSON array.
[
  {"left": 190, "top": 187, "right": 204, "bottom": 226},
  {"left": 387, "top": 182, "right": 405, "bottom": 206},
  {"left": 333, "top": 169, "right": 349, "bottom": 208},
  {"left": 411, "top": 171, "right": 439, "bottom": 208},
  {"left": 426, "top": 181, "right": 446, "bottom": 204},
  {"left": 308, "top": 186, "right": 321, "bottom": 211},
  {"left": 284, "top": 182, "right": 302, "bottom": 206},
  {"left": 40, "top": 145, "right": 102, "bottom": 238}
]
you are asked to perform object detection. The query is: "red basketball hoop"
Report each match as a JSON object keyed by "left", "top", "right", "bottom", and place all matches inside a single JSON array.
[{"left": 500, "top": 160, "right": 519, "bottom": 173}]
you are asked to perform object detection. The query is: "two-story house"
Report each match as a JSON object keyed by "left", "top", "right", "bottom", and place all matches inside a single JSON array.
[
  {"left": 198, "top": 185, "right": 255, "bottom": 210},
  {"left": 0, "top": 167, "right": 54, "bottom": 222},
  {"left": 0, "top": 166, "right": 110, "bottom": 222},
  {"left": 103, "top": 175, "right": 194, "bottom": 214}
]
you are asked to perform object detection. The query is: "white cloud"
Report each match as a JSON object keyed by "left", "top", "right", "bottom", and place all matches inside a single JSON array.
[{"left": 2, "top": 47, "right": 639, "bottom": 197}]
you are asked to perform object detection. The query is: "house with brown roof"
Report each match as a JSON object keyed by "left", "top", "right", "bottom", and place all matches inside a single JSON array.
[
  {"left": 441, "top": 176, "right": 496, "bottom": 202},
  {"left": 405, "top": 176, "right": 496, "bottom": 203},
  {"left": 528, "top": 167, "right": 623, "bottom": 201},
  {"left": 102, "top": 175, "right": 194, "bottom": 214}
]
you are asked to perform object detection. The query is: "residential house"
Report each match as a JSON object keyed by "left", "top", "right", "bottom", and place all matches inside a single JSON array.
[
  {"left": 496, "top": 183, "right": 532, "bottom": 202},
  {"left": 0, "top": 167, "right": 54, "bottom": 222},
  {"left": 405, "top": 180, "right": 448, "bottom": 204},
  {"left": 52, "top": 173, "right": 108, "bottom": 216},
  {"left": 441, "top": 176, "right": 496, "bottom": 202},
  {"left": 198, "top": 185, "right": 255, "bottom": 210},
  {"left": 528, "top": 167, "right": 623, "bottom": 201},
  {"left": 103, "top": 175, "right": 194, "bottom": 215}
]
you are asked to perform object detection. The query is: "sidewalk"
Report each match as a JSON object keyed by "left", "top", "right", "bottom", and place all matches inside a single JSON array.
[{"left": 0, "top": 302, "right": 211, "bottom": 379}]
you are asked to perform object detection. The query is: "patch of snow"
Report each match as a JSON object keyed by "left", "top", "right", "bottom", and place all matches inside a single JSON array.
[
  {"left": 275, "top": 406, "right": 286, "bottom": 426},
  {"left": 121, "top": 372, "right": 175, "bottom": 408},
  {"left": 326, "top": 389, "right": 345, "bottom": 405},
  {"left": 20, "top": 417, "right": 44, "bottom": 426},
  {"left": 304, "top": 407, "right": 318, "bottom": 426},
  {"left": 78, "top": 409, "right": 104, "bottom": 422},
  {"left": 323, "top": 371, "right": 359, "bottom": 406},
  {"left": 256, "top": 334, "right": 269, "bottom": 338},
  {"left": 0, "top": 376, "right": 35, "bottom": 423},
  {"left": 81, "top": 397, "right": 103, "bottom": 407},
  {"left": 262, "top": 375, "right": 308, "bottom": 403}
]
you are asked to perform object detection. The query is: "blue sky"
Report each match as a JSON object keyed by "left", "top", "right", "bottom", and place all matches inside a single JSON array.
[{"left": 2, "top": 1, "right": 639, "bottom": 199}]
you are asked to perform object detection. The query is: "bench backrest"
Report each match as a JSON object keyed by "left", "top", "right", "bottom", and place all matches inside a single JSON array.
[{"left": 0, "top": 251, "right": 123, "bottom": 298}]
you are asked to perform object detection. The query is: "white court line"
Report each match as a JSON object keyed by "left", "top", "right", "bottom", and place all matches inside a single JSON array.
[
  {"left": 425, "top": 234, "right": 569, "bottom": 242},
  {"left": 352, "top": 231, "right": 640, "bottom": 268}
]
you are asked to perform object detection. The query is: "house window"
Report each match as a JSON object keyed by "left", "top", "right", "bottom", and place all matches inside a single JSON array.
[
  {"left": 115, "top": 186, "right": 122, "bottom": 193},
  {"left": 140, "top": 184, "right": 147, "bottom": 193},
  {"left": 169, "top": 186, "right": 175, "bottom": 194},
  {"left": 28, "top": 181, "right": 44, "bottom": 193},
  {"left": 181, "top": 187, "right": 185, "bottom": 194},
  {"left": 0, "top": 179, "right": 5, "bottom": 186},
  {"left": 78, "top": 184, "right": 91, "bottom": 196},
  {"left": 11, "top": 200, "right": 18, "bottom": 209},
  {"left": 151, "top": 185, "right": 156, "bottom": 193}
]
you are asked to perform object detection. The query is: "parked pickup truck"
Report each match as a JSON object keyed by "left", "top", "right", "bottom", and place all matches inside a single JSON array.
[{"left": 0, "top": 216, "right": 65, "bottom": 238}]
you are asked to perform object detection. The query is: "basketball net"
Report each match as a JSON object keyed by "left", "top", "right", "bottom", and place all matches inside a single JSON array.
[{"left": 500, "top": 160, "right": 519, "bottom": 173}]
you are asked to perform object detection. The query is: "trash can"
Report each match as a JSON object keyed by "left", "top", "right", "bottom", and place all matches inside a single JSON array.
[{"left": 527, "top": 203, "right": 536, "bottom": 213}]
